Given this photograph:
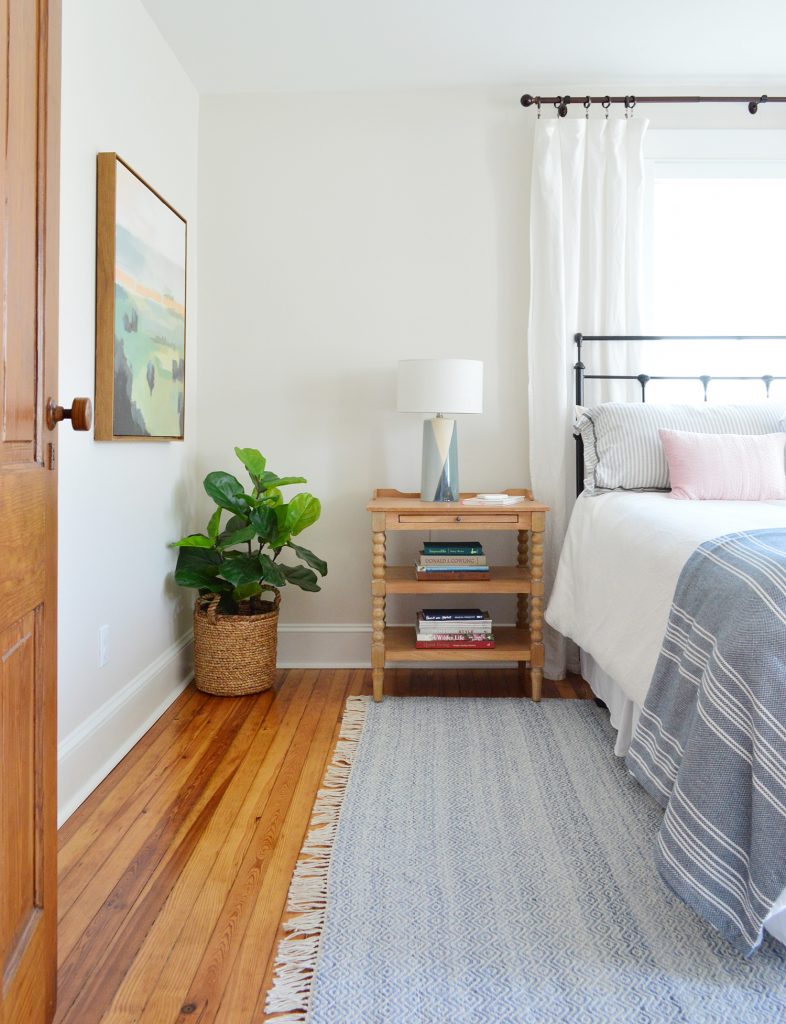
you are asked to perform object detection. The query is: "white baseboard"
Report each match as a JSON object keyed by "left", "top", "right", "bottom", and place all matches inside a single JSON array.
[
  {"left": 276, "top": 623, "right": 372, "bottom": 667},
  {"left": 57, "top": 632, "right": 194, "bottom": 827}
]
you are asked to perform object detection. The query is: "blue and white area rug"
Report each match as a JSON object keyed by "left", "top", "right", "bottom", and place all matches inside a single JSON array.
[{"left": 266, "top": 697, "right": 786, "bottom": 1024}]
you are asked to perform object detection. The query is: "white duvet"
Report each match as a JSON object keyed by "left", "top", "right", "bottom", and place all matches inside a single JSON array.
[{"left": 546, "top": 491, "right": 786, "bottom": 709}]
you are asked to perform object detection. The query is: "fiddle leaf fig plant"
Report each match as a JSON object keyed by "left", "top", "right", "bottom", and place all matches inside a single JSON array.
[{"left": 171, "top": 447, "right": 327, "bottom": 615}]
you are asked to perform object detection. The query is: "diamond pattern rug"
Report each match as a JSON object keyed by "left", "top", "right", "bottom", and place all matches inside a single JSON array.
[{"left": 266, "top": 697, "right": 786, "bottom": 1023}]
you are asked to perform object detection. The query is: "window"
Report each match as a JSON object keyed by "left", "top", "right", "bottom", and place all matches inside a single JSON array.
[{"left": 642, "top": 130, "right": 786, "bottom": 403}]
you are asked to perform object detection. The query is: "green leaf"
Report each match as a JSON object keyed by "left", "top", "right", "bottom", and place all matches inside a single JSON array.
[
  {"left": 258, "top": 553, "right": 286, "bottom": 586},
  {"left": 259, "top": 486, "right": 284, "bottom": 508},
  {"left": 170, "top": 533, "right": 215, "bottom": 549},
  {"left": 223, "top": 514, "right": 250, "bottom": 533},
  {"left": 287, "top": 542, "right": 327, "bottom": 577},
  {"left": 250, "top": 506, "right": 277, "bottom": 541},
  {"left": 204, "top": 471, "right": 248, "bottom": 514},
  {"left": 269, "top": 504, "right": 291, "bottom": 550},
  {"left": 174, "top": 546, "right": 223, "bottom": 589},
  {"left": 234, "top": 447, "right": 267, "bottom": 482},
  {"left": 220, "top": 555, "right": 263, "bottom": 587},
  {"left": 279, "top": 564, "right": 321, "bottom": 592},
  {"left": 260, "top": 471, "right": 307, "bottom": 490},
  {"left": 284, "top": 493, "right": 321, "bottom": 536},
  {"left": 174, "top": 564, "right": 222, "bottom": 588},
  {"left": 207, "top": 508, "right": 222, "bottom": 541},
  {"left": 232, "top": 581, "right": 262, "bottom": 602},
  {"left": 218, "top": 523, "right": 258, "bottom": 549}
]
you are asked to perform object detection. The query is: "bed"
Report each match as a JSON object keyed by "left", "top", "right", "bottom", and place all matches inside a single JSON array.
[{"left": 545, "top": 333, "right": 786, "bottom": 954}]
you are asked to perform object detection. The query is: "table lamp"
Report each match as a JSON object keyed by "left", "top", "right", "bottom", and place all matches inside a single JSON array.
[{"left": 397, "top": 358, "right": 483, "bottom": 502}]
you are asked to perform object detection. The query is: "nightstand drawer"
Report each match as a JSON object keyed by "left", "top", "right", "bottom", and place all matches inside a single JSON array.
[{"left": 397, "top": 513, "right": 521, "bottom": 525}]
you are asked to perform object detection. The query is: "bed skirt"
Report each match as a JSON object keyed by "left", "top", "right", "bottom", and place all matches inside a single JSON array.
[{"left": 579, "top": 650, "right": 640, "bottom": 757}]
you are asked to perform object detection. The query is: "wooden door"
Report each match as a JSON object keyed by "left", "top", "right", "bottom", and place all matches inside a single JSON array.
[{"left": 0, "top": 1, "right": 61, "bottom": 1022}]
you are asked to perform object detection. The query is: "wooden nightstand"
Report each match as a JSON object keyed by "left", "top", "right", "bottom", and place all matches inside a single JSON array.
[{"left": 366, "top": 488, "right": 548, "bottom": 703}]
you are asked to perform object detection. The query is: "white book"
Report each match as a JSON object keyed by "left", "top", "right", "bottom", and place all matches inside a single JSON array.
[
  {"left": 416, "top": 613, "right": 493, "bottom": 633},
  {"left": 462, "top": 494, "right": 523, "bottom": 506}
]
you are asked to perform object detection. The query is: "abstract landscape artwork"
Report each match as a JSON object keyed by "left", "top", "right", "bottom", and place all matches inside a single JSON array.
[{"left": 95, "top": 154, "right": 187, "bottom": 440}]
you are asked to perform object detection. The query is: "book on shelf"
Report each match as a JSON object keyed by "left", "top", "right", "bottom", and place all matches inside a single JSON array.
[
  {"left": 461, "top": 494, "right": 524, "bottom": 506},
  {"left": 415, "top": 569, "right": 491, "bottom": 581},
  {"left": 416, "top": 612, "right": 492, "bottom": 634},
  {"left": 420, "top": 608, "right": 487, "bottom": 621},
  {"left": 416, "top": 563, "right": 490, "bottom": 574},
  {"left": 417, "top": 626, "right": 491, "bottom": 634},
  {"left": 415, "top": 637, "right": 496, "bottom": 649},
  {"left": 419, "top": 553, "right": 487, "bottom": 566},
  {"left": 422, "top": 541, "right": 484, "bottom": 556}
]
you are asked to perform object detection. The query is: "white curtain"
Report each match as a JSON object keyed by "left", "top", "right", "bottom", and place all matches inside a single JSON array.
[{"left": 528, "top": 116, "right": 648, "bottom": 680}]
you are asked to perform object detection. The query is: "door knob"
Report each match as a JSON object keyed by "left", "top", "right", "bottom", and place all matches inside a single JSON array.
[{"left": 46, "top": 397, "right": 92, "bottom": 431}]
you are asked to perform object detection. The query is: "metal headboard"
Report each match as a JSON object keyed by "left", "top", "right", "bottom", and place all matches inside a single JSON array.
[{"left": 574, "top": 332, "right": 786, "bottom": 495}]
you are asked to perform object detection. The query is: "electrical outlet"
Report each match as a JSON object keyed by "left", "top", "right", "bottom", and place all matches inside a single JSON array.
[{"left": 99, "top": 624, "right": 110, "bottom": 667}]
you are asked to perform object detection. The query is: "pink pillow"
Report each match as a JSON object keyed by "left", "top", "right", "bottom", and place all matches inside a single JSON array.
[{"left": 659, "top": 429, "right": 786, "bottom": 501}]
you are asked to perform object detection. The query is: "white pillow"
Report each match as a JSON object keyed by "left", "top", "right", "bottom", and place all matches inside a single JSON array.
[{"left": 576, "top": 403, "right": 786, "bottom": 494}]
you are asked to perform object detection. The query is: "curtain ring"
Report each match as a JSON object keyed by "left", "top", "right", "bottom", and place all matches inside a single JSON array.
[
  {"left": 583, "top": 96, "right": 591, "bottom": 119},
  {"left": 536, "top": 97, "right": 541, "bottom": 119},
  {"left": 602, "top": 95, "right": 611, "bottom": 120}
]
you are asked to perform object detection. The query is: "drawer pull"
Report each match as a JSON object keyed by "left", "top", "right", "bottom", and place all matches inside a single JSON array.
[{"left": 455, "top": 515, "right": 461, "bottom": 522}]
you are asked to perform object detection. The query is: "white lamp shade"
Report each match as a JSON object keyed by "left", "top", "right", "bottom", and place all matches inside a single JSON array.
[{"left": 397, "top": 358, "right": 483, "bottom": 414}]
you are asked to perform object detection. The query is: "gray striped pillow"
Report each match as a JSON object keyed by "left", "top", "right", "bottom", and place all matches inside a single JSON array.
[{"left": 577, "top": 403, "right": 786, "bottom": 494}]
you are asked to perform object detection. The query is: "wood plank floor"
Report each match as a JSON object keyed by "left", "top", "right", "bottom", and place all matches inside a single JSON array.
[{"left": 55, "top": 668, "right": 592, "bottom": 1024}]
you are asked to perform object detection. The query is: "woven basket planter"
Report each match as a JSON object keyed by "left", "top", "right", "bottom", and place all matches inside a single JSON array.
[{"left": 193, "top": 588, "right": 281, "bottom": 696}]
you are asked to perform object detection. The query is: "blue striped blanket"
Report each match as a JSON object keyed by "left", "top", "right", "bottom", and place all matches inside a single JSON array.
[{"left": 627, "top": 528, "right": 786, "bottom": 955}]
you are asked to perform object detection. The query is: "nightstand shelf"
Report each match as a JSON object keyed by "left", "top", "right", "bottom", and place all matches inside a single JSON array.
[
  {"left": 384, "top": 565, "right": 532, "bottom": 594},
  {"left": 367, "top": 488, "right": 549, "bottom": 704},
  {"left": 384, "top": 626, "right": 532, "bottom": 662}
]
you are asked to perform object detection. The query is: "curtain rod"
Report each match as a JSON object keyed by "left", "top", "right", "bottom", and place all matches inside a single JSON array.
[{"left": 520, "top": 94, "right": 785, "bottom": 116}]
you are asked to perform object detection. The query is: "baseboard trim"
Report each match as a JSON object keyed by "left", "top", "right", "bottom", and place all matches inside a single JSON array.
[
  {"left": 57, "top": 632, "right": 194, "bottom": 826},
  {"left": 276, "top": 623, "right": 370, "bottom": 668}
]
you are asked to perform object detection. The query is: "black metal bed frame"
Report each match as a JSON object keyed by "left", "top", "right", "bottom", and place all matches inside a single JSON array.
[{"left": 573, "top": 332, "right": 786, "bottom": 495}]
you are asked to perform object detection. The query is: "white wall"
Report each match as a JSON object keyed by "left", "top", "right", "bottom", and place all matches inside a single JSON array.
[
  {"left": 58, "top": 0, "right": 199, "bottom": 823},
  {"left": 198, "top": 89, "right": 531, "bottom": 661},
  {"left": 198, "top": 83, "right": 786, "bottom": 665}
]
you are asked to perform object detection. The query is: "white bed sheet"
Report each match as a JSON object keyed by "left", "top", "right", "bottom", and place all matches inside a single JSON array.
[
  {"left": 545, "top": 490, "right": 786, "bottom": 945},
  {"left": 546, "top": 491, "right": 786, "bottom": 710}
]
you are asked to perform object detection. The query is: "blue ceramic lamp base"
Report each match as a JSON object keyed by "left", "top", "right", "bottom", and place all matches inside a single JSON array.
[{"left": 421, "top": 415, "right": 459, "bottom": 502}]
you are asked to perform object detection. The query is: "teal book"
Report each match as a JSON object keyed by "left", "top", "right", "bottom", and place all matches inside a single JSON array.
[{"left": 422, "top": 541, "right": 483, "bottom": 556}]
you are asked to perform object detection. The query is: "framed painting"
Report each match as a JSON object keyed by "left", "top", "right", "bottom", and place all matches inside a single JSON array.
[{"left": 95, "top": 153, "right": 187, "bottom": 441}]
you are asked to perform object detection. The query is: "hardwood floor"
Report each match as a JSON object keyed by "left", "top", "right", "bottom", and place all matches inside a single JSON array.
[{"left": 55, "top": 668, "right": 592, "bottom": 1024}]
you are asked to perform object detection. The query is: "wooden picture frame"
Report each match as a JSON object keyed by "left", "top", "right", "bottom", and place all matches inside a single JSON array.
[{"left": 95, "top": 153, "right": 187, "bottom": 441}]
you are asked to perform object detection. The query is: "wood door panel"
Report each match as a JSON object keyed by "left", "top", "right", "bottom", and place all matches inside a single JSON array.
[
  {"left": 1, "top": 0, "right": 41, "bottom": 450},
  {"left": 0, "top": 471, "right": 46, "bottom": 630},
  {"left": 1, "top": 611, "right": 43, "bottom": 984},
  {"left": 0, "top": 0, "right": 59, "bottom": 1021}
]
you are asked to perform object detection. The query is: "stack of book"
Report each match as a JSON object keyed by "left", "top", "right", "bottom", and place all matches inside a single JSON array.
[
  {"left": 415, "top": 608, "right": 495, "bottom": 648},
  {"left": 415, "top": 540, "right": 490, "bottom": 581}
]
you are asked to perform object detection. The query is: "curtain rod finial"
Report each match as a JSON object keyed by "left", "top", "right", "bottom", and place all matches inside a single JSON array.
[{"left": 521, "top": 94, "right": 535, "bottom": 107}]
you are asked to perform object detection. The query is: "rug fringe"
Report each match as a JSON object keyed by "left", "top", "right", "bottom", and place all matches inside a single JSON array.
[{"left": 265, "top": 694, "right": 369, "bottom": 1022}]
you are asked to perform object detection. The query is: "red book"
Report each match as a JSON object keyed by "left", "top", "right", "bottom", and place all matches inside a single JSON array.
[{"left": 415, "top": 639, "right": 496, "bottom": 649}]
